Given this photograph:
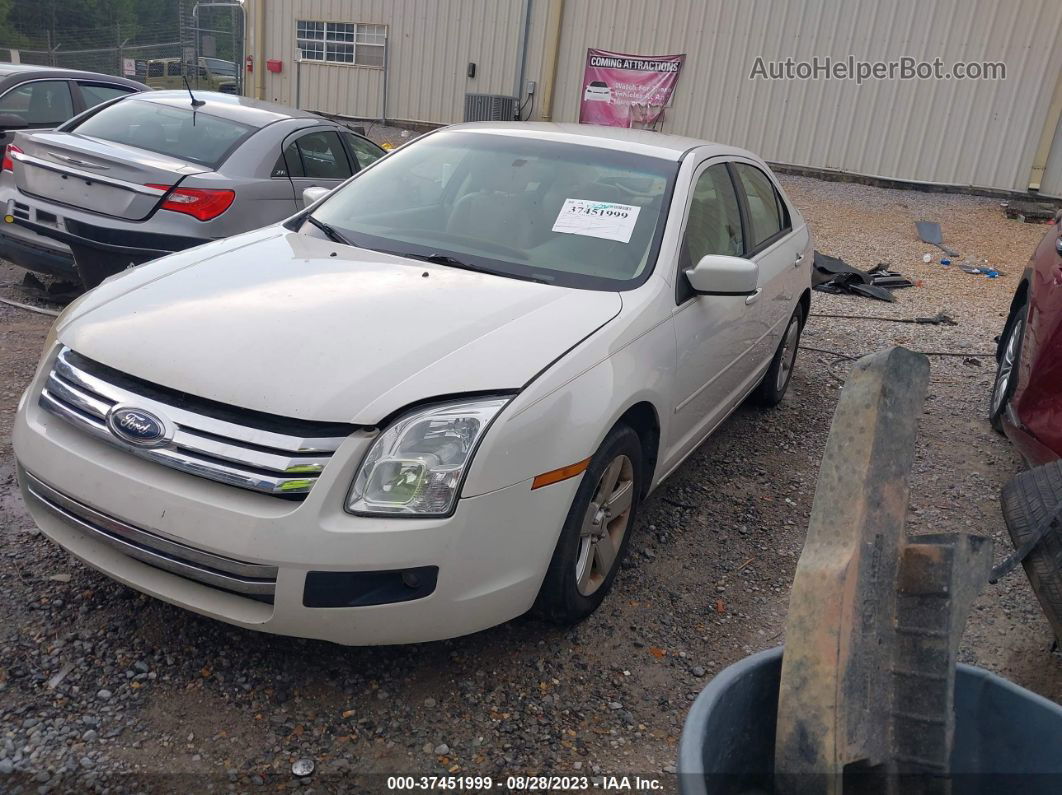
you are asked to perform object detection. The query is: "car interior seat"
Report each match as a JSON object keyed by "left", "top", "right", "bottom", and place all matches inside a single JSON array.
[
  {"left": 27, "top": 85, "right": 69, "bottom": 126},
  {"left": 446, "top": 160, "right": 536, "bottom": 247}
]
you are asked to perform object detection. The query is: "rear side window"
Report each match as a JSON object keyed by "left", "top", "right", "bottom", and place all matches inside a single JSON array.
[
  {"left": 343, "top": 131, "right": 385, "bottom": 170},
  {"left": 294, "top": 131, "right": 351, "bottom": 179},
  {"left": 272, "top": 140, "right": 304, "bottom": 177},
  {"left": 71, "top": 99, "right": 254, "bottom": 168},
  {"left": 0, "top": 80, "right": 74, "bottom": 127},
  {"left": 734, "top": 163, "right": 789, "bottom": 250},
  {"left": 78, "top": 82, "right": 136, "bottom": 110}
]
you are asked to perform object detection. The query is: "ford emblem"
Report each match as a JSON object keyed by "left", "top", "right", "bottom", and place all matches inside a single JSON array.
[{"left": 107, "top": 406, "right": 169, "bottom": 447}]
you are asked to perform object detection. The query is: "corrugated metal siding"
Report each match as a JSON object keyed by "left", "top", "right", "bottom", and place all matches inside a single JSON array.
[
  {"left": 253, "top": 0, "right": 528, "bottom": 124},
  {"left": 1042, "top": 114, "right": 1062, "bottom": 197},
  {"left": 543, "top": 0, "right": 1062, "bottom": 196},
  {"left": 248, "top": 0, "right": 1062, "bottom": 196}
]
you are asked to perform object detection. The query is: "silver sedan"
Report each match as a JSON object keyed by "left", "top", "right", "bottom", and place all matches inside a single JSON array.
[{"left": 0, "top": 91, "right": 385, "bottom": 288}]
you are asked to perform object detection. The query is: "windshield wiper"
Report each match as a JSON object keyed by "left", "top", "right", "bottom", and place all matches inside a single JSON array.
[
  {"left": 405, "top": 252, "right": 551, "bottom": 284},
  {"left": 302, "top": 215, "right": 353, "bottom": 246},
  {"left": 408, "top": 252, "right": 484, "bottom": 271}
]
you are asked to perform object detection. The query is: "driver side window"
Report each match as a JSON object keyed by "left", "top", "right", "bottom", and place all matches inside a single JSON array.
[
  {"left": 678, "top": 164, "right": 744, "bottom": 303},
  {"left": 684, "top": 164, "right": 743, "bottom": 262}
]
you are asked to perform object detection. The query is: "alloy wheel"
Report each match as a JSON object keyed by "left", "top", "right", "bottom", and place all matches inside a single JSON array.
[
  {"left": 991, "top": 315, "right": 1023, "bottom": 417},
  {"left": 574, "top": 454, "right": 635, "bottom": 596},
  {"left": 776, "top": 319, "right": 800, "bottom": 392}
]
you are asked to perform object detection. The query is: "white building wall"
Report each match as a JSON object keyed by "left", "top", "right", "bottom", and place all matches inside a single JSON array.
[
  {"left": 248, "top": 0, "right": 1062, "bottom": 196},
  {"left": 250, "top": 0, "right": 532, "bottom": 124},
  {"left": 546, "top": 0, "right": 1062, "bottom": 196}
]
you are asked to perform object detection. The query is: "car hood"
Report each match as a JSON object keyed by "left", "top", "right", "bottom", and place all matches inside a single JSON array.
[{"left": 57, "top": 228, "right": 622, "bottom": 424}]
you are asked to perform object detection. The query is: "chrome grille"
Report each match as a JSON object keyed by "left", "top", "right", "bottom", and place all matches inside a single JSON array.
[
  {"left": 24, "top": 471, "right": 277, "bottom": 601},
  {"left": 40, "top": 346, "right": 354, "bottom": 497}
]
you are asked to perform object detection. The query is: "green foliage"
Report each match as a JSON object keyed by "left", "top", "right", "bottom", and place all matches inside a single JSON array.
[{"left": 2, "top": 0, "right": 181, "bottom": 48}]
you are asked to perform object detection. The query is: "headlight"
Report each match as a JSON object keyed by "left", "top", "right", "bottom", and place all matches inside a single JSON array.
[{"left": 346, "top": 397, "right": 509, "bottom": 516}]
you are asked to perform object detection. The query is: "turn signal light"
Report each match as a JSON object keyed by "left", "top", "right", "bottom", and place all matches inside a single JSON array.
[
  {"left": 145, "top": 184, "right": 235, "bottom": 221},
  {"left": 531, "top": 457, "right": 591, "bottom": 490},
  {"left": 2, "top": 143, "right": 23, "bottom": 172}
]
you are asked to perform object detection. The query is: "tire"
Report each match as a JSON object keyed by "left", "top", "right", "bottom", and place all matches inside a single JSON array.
[
  {"left": 752, "top": 304, "right": 805, "bottom": 407},
  {"left": 1001, "top": 460, "right": 1062, "bottom": 644},
  {"left": 990, "top": 300, "right": 1026, "bottom": 433},
  {"left": 533, "top": 424, "right": 643, "bottom": 625}
]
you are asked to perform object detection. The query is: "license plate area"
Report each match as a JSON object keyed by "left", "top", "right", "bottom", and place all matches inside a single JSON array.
[{"left": 22, "top": 166, "right": 144, "bottom": 220}]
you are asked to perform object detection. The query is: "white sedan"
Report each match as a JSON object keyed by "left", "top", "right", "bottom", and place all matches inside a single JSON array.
[{"left": 13, "top": 122, "right": 812, "bottom": 645}]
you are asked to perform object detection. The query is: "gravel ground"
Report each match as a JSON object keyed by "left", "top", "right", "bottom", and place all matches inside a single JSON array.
[{"left": 1, "top": 171, "right": 1060, "bottom": 793}]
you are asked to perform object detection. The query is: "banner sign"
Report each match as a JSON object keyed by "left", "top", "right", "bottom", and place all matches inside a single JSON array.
[{"left": 578, "top": 48, "right": 685, "bottom": 128}]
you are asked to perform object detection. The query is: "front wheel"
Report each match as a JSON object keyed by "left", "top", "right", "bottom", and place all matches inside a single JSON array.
[
  {"left": 990, "top": 301, "right": 1026, "bottom": 433},
  {"left": 533, "top": 424, "right": 643, "bottom": 625},
  {"left": 753, "top": 305, "right": 804, "bottom": 406}
]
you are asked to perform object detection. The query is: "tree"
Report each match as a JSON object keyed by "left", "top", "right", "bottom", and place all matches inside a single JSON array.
[{"left": 3, "top": 0, "right": 167, "bottom": 49}]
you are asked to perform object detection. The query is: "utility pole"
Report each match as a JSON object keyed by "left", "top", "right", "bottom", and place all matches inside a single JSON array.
[{"left": 49, "top": 1, "right": 56, "bottom": 64}]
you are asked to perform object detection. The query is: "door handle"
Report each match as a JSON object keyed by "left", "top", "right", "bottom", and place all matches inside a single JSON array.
[
  {"left": 794, "top": 252, "right": 805, "bottom": 267},
  {"left": 745, "top": 288, "right": 762, "bottom": 305}
]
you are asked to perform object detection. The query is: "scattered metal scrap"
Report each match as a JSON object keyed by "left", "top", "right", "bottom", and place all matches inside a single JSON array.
[
  {"left": 0, "top": 271, "right": 71, "bottom": 316},
  {"left": 1002, "top": 199, "right": 1060, "bottom": 224},
  {"left": 801, "top": 345, "right": 994, "bottom": 360},
  {"left": 813, "top": 252, "right": 914, "bottom": 303},
  {"left": 775, "top": 347, "right": 993, "bottom": 794},
  {"left": 0, "top": 296, "right": 60, "bottom": 317},
  {"left": 916, "top": 220, "right": 961, "bottom": 256},
  {"left": 810, "top": 311, "right": 956, "bottom": 326}
]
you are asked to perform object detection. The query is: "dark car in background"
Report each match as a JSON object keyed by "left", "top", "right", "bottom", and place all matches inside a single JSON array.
[
  {"left": 0, "top": 90, "right": 385, "bottom": 288},
  {"left": 0, "top": 63, "right": 145, "bottom": 149},
  {"left": 991, "top": 208, "right": 1062, "bottom": 464}
]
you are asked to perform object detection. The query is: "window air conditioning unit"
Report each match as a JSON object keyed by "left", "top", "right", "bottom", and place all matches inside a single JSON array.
[{"left": 463, "top": 93, "right": 519, "bottom": 122}]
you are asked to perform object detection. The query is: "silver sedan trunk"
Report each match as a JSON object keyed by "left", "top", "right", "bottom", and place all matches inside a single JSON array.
[{"left": 0, "top": 91, "right": 385, "bottom": 288}]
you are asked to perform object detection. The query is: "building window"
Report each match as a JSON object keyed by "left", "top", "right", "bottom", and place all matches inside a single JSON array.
[{"left": 296, "top": 21, "right": 386, "bottom": 67}]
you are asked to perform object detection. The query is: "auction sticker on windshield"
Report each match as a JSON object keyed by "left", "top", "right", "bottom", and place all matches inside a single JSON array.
[{"left": 552, "top": 198, "right": 641, "bottom": 243}]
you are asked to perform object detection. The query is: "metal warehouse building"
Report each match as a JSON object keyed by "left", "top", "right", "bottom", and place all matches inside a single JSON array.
[{"left": 243, "top": 0, "right": 1062, "bottom": 198}]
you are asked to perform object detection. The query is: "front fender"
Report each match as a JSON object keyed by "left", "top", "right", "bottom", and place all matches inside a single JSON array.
[{"left": 462, "top": 292, "right": 676, "bottom": 498}]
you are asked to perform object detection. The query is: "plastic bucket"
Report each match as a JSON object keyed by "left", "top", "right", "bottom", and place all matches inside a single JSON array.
[{"left": 678, "top": 646, "right": 1062, "bottom": 795}]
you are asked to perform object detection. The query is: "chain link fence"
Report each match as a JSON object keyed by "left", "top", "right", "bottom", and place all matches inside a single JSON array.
[
  {"left": 0, "top": 0, "right": 244, "bottom": 92},
  {"left": 8, "top": 41, "right": 183, "bottom": 79}
]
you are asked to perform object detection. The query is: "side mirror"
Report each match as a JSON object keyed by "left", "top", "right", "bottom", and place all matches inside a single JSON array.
[
  {"left": 685, "top": 254, "right": 759, "bottom": 296},
  {"left": 1054, "top": 208, "right": 1062, "bottom": 226},
  {"left": 0, "top": 113, "right": 25, "bottom": 132},
  {"left": 302, "top": 186, "right": 331, "bottom": 208}
]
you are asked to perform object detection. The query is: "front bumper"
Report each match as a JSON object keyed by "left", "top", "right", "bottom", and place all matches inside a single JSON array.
[
  {"left": 13, "top": 374, "right": 580, "bottom": 645},
  {"left": 1002, "top": 409, "right": 1060, "bottom": 467}
]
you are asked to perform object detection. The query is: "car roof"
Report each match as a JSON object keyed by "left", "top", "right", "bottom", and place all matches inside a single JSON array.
[
  {"left": 0, "top": 63, "right": 143, "bottom": 88},
  {"left": 127, "top": 90, "right": 322, "bottom": 128},
  {"left": 447, "top": 121, "right": 756, "bottom": 162}
]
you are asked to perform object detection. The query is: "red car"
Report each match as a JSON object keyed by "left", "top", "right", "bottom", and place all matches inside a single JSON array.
[{"left": 991, "top": 208, "right": 1062, "bottom": 463}]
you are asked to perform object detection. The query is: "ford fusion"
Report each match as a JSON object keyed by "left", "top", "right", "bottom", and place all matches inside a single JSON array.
[{"left": 14, "top": 122, "right": 812, "bottom": 645}]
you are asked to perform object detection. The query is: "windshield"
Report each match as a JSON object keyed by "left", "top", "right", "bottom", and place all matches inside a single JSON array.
[
  {"left": 71, "top": 98, "right": 254, "bottom": 168},
  {"left": 310, "top": 130, "right": 677, "bottom": 290}
]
